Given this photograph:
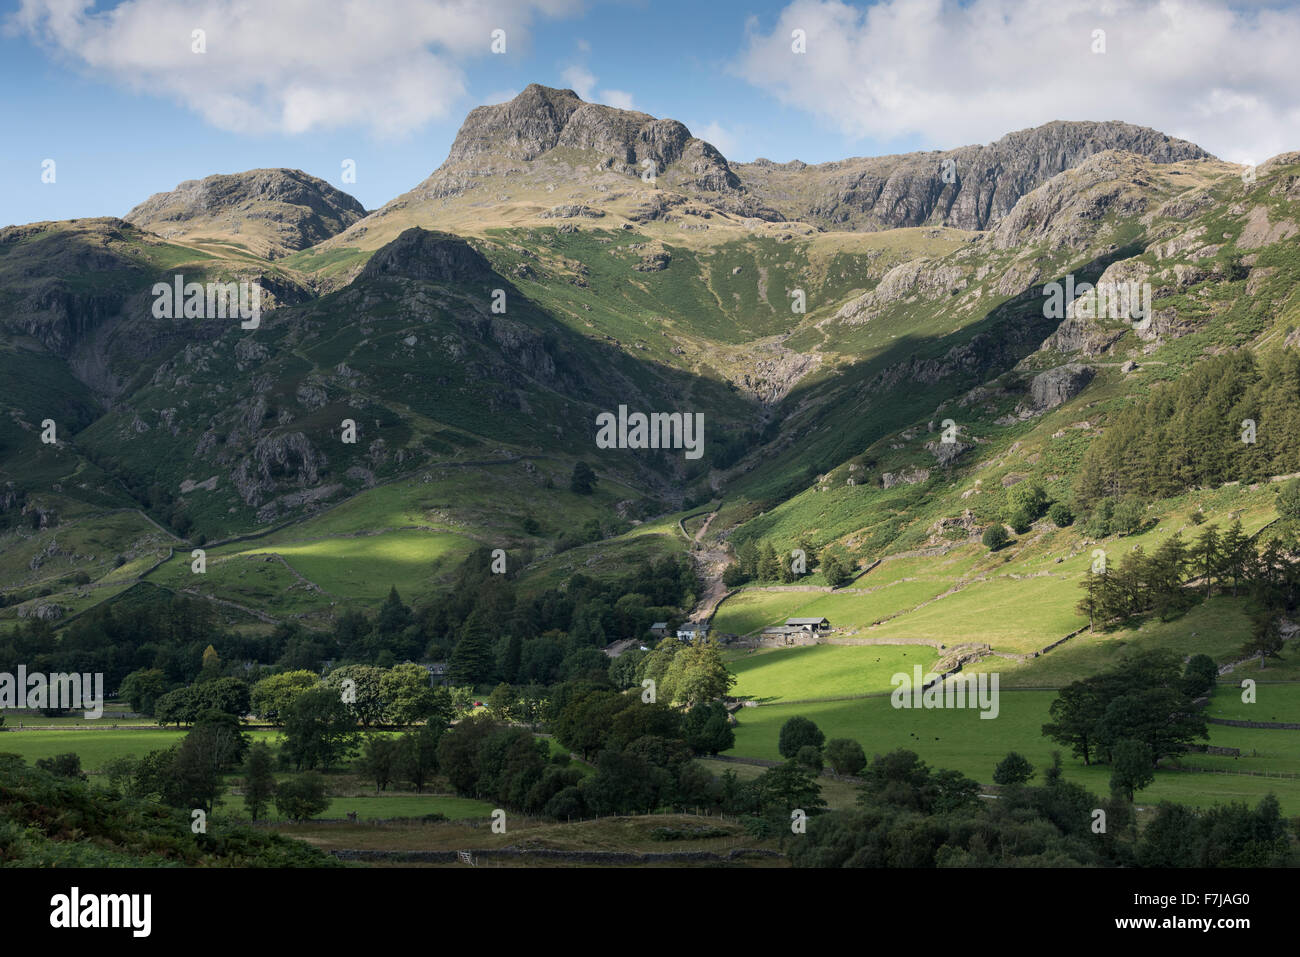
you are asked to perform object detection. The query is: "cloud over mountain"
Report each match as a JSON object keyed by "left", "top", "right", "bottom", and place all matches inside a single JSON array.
[{"left": 735, "top": 0, "right": 1300, "bottom": 165}]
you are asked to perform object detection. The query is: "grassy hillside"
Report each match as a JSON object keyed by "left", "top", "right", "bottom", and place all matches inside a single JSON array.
[{"left": 723, "top": 681, "right": 1300, "bottom": 813}]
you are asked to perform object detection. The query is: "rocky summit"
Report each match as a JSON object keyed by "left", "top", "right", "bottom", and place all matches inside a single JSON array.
[
  {"left": 445, "top": 84, "right": 740, "bottom": 192},
  {"left": 318, "top": 86, "right": 1218, "bottom": 259},
  {"left": 736, "top": 120, "right": 1211, "bottom": 232},
  {"left": 125, "top": 167, "right": 368, "bottom": 258}
]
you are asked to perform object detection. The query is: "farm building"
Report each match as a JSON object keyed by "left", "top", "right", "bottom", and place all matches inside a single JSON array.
[
  {"left": 761, "top": 627, "right": 816, "bottom": 646},
  {"left": 649, "top": 621, "right": 670, "bottom": 638},
  {"left": 760, "top": 617, "right": 833, "bottom": 646},
  {"left": 785, "top": 617, "right": 832, "bottom": 633},
  {"left": 676, "top": 622, "right": 709, "bottom": 640}
]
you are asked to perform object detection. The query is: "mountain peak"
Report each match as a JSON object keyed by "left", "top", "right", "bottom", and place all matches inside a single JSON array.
[
  {"left": 448, "top": 85, "right": 587, "bottom": 163},
  {"left": 443, "top": 84, "right": 737, "bottom": 192},
  {"left": 125, "top": 168, "right": 366, "bottom": 258}
]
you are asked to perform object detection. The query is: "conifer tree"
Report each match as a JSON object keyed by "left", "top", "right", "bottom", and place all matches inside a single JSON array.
[
  {"left": 1219, "top": 519, "right": 1248, "bottom": 597},
  {"left": 1192, "top": 525, "right": 1220, "bottom": 598},
  {"left": 448, "top": 608, "right": 496, "bottom": 686}
]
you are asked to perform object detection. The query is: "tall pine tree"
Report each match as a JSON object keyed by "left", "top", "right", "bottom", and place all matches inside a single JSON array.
[
  {"left": 448, "top": 608, "right": 497, "bottom": 687},
  {"left": 1192, "top": 525, "right": 1220, "bottom": 598}
]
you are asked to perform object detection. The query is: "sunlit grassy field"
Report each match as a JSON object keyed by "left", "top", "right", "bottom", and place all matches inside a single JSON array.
[
  {"left": 862, "top": 575, "right": 1088, "bottom": 653},
  {"left": 964, "top": 598, "right": 1256, "bottom": 688},
  {"left": 0, "top": 728, "right": 281, "bottom": 769},
  {"left": 727, "top": 644, "right": 940, "bottom": 702},
  {"left": 1209, "top": 681, "right": 1300, "bottom": 723},
  {"left": 239, "top": 529, "right": 476, "bottom": 599}
]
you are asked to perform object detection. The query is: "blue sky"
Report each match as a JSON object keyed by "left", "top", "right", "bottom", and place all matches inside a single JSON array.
[
  {"left": 0, "top": 0, "right": 872, "bottom": 225},
  {"left": 3, "top": 0, "right": 1299, "bottom": 228}
]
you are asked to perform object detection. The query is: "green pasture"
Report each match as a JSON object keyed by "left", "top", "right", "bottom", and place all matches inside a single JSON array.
[
  {"left": 794, "top": 580, "right": 961, "bottom": 630},
  {"left": 147, "top": 551, "right": 323, "bottom": 617},
  {"left": 1207, "top": 681, "right": 1300, "bottom": 724},
  {"left": 863, "top": 574, "right": 1087, "bottom": 653},
  {"left": 725, "top": 690, "right": 1300, "bottom": 813},
  {"left": 515, "top": 519, "right": 682, "bottom": 594},
  {"left": 965, "top": 598, "right": 1255, "bottom": 688},
  {"left": 727, "top": 644, "right": 940, "bottom": 702},
  {"left": 712, "top": 590, "right": 820, "bottom": 636},
  {"left": 0, "top": 728, "right": 281, "bottom": 770}
]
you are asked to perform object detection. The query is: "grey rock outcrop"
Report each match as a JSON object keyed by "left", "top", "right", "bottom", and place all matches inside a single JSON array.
[
  {"left": 1030, "top": 364, "right": 1095, "bottom": 410},
  {"left": 738, "top": 121, "right": 1211, "bottom": 232},
  {"left": 232, "top": 432, "right": 326, "bottom": 506},
  {"left": 925, "top": 440, "right": 972, "bottom": 466},
  {"left": 19, "top": 603, "right": 65, "bottom": 621},
  {"left": 632, "top": 250, "right": 671, "bottom": 272},
  {"left": 1041, "top": 316, "right": 1125, "bottom": 356},
  {"left": 882, "top": 467, "right": 931, "bottom": 488},
  {"left": 993, "top": 151, "right": 1158, "bottom": 251},
  {"left": 540, "top": 204, "right": 604, "bottom": 219},
  {"left": 836, "top": 259, "right": 969, "bottom": 324}
]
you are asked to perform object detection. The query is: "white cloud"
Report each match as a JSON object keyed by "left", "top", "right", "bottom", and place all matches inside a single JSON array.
[
  {"left": 12, "top": 0, "right": 581, "bottom": 137},
  {"left": 560, "top": 64, "right": 597, "bottom": 100},
  {"left": 560, "top": 64, "right": 636, "bottom": 111},
  {"left": 695, "top": 121, "right": 741, "bottom": 159},
  {"left": 735, "top": 0, "right": 1300, "bottom": 163},
  {"left": 600, "top": 88, "right": 636, "bottom": 110}
]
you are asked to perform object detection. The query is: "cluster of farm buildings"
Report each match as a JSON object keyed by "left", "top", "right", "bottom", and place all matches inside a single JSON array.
[{"left": 649, "top": 616, "right": 834, "bottom": 644}]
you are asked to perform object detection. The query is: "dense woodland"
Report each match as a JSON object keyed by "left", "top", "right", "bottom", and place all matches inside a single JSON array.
[
  {"left": 0, "top": 541, "right": 741, "bottom": 834},
  {"left": 1076, "top": 349, "right": 1300, "bottom": 505}
]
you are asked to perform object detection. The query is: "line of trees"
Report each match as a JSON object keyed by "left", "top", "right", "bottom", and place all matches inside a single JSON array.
[
  {"left": 437, "top": 698, "right": 733, "bottom": 819},
  {"left": 788, "top": 747, "right": 1294, "bottom": 867},
  {"left": 122, "top": 660, "right": 458, "bottom": 731},
  {"left": 0, "top": 752, "right": 338, "bottom": 866},
  {"left": 1077, "top": 519, "right": 1300, "bottom": 666},
  {"left": 724, "top": 537, "right": 856, "bottom": 588},
  {"left": 429, "top": 548, "right": 696, "bottom": 688},
  {"left": 434, "top": 691, "right": 837, "bottom": 830}
]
